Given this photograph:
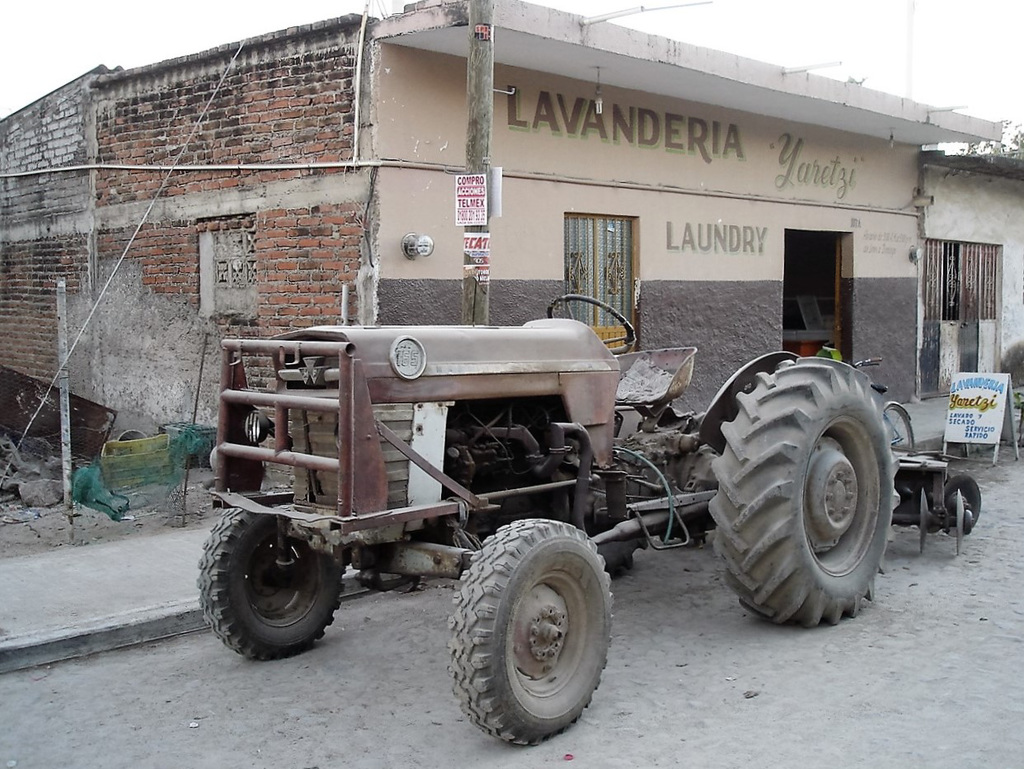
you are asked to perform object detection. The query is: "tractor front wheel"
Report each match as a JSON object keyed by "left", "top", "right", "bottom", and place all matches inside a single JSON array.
[
  {"left": 448, "top": 519, "right": 612, "bottom": 744},
  {"left": 198, "top": 508, "right": 343, "bottom": 660}
]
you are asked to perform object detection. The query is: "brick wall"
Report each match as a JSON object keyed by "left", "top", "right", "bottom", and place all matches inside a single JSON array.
[
  {"left": 97, "top": 200, "right": 363, "bottom": 325},
  {"left": 93, "top": 25, "right": 357, "bottom": 206},
  {"left": 0, "top": 72, "right": 102, "bottom": 380},
  {"left": 91, "top": 20, "right": 364, "bottom": 330},
  {"left": 2, "top": 19, "right": 370, "bottom": 428},
  {"left": 257, "top": 203, "right": 363, "bottom": 333},
  {"left": 0, "top": 70, "right": 102, "bottom": 221},
  {"left": 0, "top": 237, "right": 88, "bottom": 379}
]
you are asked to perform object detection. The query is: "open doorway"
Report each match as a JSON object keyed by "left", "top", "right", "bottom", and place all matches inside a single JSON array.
[{"left": 782, "top": 229, "right": 847, "bottom": 359}]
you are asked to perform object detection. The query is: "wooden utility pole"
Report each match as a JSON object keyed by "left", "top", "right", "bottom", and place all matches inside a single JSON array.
[
  {"left": 461, "top": 0, "right": 493, "bottom": 325},
  {"left": 56, "top": 279, "right": 74, "bottom": 543}
]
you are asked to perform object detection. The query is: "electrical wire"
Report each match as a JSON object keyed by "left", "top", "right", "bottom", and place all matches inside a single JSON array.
[{"left": 1, "top": 41, "right": 246, "bottom": 485}]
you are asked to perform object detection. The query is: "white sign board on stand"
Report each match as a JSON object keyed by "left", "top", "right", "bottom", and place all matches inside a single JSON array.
[{"left": 943, "top": 372, "right": 1019, "bottom": 464}]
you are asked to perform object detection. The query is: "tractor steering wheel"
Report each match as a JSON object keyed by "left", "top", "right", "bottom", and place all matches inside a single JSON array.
[{"left": 546, "top": 293, "right": 637, "bottom": 354}]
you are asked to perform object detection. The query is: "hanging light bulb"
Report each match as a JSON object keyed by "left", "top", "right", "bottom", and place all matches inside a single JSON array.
[{"left": 595, "top": 67, "right": 603, "bottom": 115}]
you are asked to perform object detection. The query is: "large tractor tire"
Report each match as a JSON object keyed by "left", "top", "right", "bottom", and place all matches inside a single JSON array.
[
  {"left": 449, "top": 519, "right": 612, "bottom": 745},
  {"left": 198, "top": 508, "right": 344, "bottom": 660},
  {"left": 709, "top": 358, "right": 896, "bottom": 627}
]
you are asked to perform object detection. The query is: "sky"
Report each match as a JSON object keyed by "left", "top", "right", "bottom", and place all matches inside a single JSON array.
[{"left": 0, "top": 0, "right": 1018, "bottom": 136}]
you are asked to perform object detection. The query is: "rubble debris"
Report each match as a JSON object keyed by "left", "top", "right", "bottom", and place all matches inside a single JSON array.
[
  {"left": 1, "top": 434, "right": 61, "bottom": 504},
  {"left": 17, "top": 479, "right": 64, "bottom": 508}
]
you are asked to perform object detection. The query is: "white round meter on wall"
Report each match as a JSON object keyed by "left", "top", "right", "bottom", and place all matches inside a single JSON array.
[{"left": 401, "top": 233, "right": 434, "bottom": 259}]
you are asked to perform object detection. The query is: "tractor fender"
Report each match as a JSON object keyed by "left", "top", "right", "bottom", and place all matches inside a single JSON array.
[{"left": 698, "top": 351, "right": 799, "bottom": 455}]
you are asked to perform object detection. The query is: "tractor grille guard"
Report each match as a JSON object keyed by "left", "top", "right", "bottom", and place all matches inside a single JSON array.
[{"left": 214, "top": 338, "right": 487, "bottom": 535}]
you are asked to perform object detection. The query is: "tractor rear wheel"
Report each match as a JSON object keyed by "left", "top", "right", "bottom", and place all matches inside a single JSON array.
[
  {"left": 449, "top": 519, "right": 612, "bottom": 744},
  {"left": 198, "top": 508, "right": 343, "bottom": 659},
  {"left": 709, "top": 358, "right": 896, "bottom": 627}
]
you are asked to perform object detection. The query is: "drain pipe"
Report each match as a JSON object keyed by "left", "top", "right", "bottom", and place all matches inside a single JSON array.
[{"left": 352, "top": 2, "right": 371, "bottom": 163}]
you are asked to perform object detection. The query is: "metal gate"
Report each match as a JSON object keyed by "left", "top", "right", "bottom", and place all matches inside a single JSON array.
[
  {"left": 920, "top": 239, "right": 999, "bottom": 394},
  {"left": 563, "top": 215, "right": 637, "bottom": 342}
]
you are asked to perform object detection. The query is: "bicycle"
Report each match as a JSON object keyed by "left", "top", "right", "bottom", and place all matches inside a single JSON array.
[
  {"left": 882, "top": 401, "right": 915, "bottom": 451},
  {"left": 848, "top": 356, "right": 916, "bottom": 451}
]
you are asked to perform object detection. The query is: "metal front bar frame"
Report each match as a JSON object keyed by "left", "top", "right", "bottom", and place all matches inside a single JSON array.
[{"left": 216, "top": 338, "right": 497, "bottom": 535}]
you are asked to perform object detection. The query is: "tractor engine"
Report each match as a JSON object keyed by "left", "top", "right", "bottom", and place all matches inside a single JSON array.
[
  {"left": 442, "top": 397, "right": 569, "bottom": 490},
  {"left": 617, "top": 412, "right": 717, "bottom": 496}
]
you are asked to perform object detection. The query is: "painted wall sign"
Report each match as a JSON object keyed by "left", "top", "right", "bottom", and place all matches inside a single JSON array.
[
  {"left": 774, "top": 133, "right": 858, "bottom": 200},
  {"left": 943, "top": 373, "right": 1015, "bottom": 452},
  {"left": 455, "top": 173, "right": 487, "bottom": 226},
  {"left": 666, "top": 221, "right": 768, "bottom": 255},
  {"left": 507, "top": 89, "right": 744, "bottom": 164},
  {"left": 862, "top": 230, "right": 912, "bottom": 256},
  {"left": 503, "top": 88, "right": 872, "bottom": 202}
]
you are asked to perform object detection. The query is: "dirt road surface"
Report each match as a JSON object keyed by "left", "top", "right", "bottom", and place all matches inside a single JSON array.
[{"left": 2, "top": 457, "right": 1022, "bottom": 768}]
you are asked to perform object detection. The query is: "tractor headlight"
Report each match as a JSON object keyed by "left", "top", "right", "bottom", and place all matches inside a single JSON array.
[{"left": 244, "top": 410, "right": 274, "bottom": 445}]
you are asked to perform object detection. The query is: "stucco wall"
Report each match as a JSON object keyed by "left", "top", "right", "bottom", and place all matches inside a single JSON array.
[
  {"left": 921, "top": 165, "right": 1024, "bottom": 382},
  {"left": 378, "top": 278, "right": 561, "bottom": 327},
  {"left": 369, "top": 44, "right": 924, "bottom": 399},
  {"left": 847, "top": 277, "right": 918, "bottom": 402},
  {"left": 640, "top": 280, "right": 782, "bottom": 409}
]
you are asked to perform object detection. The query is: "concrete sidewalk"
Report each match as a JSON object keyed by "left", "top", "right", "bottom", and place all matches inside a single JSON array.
[
  {"left": 0, "top": 396, "right": 958, "bottom": 674},
  {"left": 0, "top": 527, "right": 209, "bottom": 673},
  {"left": 901, "top": 397, "right": 949, "bottom": 452}
]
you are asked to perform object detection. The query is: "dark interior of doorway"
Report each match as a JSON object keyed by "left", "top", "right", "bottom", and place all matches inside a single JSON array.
[{"left": 782, "top": 229, "right": 845, "bottom": 359}]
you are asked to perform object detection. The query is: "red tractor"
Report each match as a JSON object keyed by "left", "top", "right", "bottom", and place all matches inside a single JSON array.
[{"left": 199, "top": 297, "right": 894, "bottom": 744}]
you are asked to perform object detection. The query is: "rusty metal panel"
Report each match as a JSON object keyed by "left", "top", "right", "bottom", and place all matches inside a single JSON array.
[
  {"left": 941, "top": 241, "right": 961, "bottom": 321},
  {"left": 959, "top": 321, "right": 979, "bottom": 372},
  {"left": 219, "top": 322, "right": 621, "bottom": 526},
  {"left": 922, "top": 239, "right": 1001, "bottom": 392},
  {"left": 979, "top": 244, "right": 999, "bottom": 320},
  {"left": 0, "top": 365, "right": 115, "bottom": 462},
  {"left": 923, "top": 240, "right": 943, "bottom": 321},
  {"left": 962, "top": 243, "right": 979, "bottom": 321}
]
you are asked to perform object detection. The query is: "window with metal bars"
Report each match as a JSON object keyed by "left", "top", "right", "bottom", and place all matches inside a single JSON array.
[
  {"left": 922, "top": 240, "right": 998, "bottom": 322},
  {"left": 563, "top": 215, "right": 637, "bottom": 340}
]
